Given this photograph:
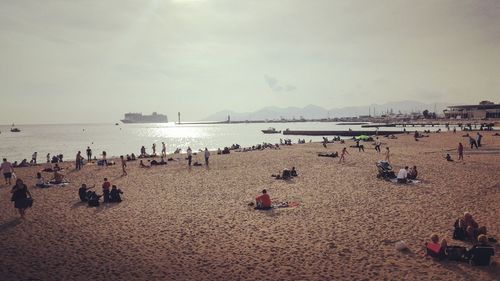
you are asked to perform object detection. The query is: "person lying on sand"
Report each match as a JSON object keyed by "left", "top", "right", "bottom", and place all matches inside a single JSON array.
[
  {"left": 255, "top": 189, "right": 272, "bottom": 210},
  {"left": 453, "top": 212, "right": 487, "bottom": 241},
  {"left": 425, "top": 234, "right": 448, "bottom": 259},
  {"left": 318, "top": 152, "right": 338, "bottom": 158}
]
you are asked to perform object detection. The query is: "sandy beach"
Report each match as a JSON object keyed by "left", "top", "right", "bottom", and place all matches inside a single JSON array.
[{"left": 0, "top": 132, "right": 499, "bottom": 281}]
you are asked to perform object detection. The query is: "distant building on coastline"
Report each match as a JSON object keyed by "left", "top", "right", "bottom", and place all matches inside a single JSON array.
[
  {"left": 443, "top": 101, "right": 500, "bottom": 119},
  {"left": 121, "top": 112, "right": 168, "bottom": 123}
]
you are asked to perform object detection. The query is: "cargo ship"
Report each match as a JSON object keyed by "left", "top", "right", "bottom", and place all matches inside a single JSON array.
[{"left": 121, "top": 112, "right": 168, "bottom": 123}]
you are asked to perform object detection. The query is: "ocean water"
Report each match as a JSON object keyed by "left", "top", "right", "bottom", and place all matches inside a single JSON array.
[{"left": 0, "top": 122, "right": 443, "bottom": 161}]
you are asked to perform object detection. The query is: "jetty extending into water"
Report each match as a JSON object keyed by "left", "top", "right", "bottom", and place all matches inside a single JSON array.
[{"left": 282, "top": 130, "right": 405, "bottom": 136}]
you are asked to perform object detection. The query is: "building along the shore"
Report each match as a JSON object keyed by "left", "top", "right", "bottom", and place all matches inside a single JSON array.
[{"left": 443, "top": 101, "right": 500, "bottom": 119}]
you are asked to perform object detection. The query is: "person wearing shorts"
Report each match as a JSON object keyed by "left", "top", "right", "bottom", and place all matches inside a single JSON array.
[{"left": 1, "top": 158, "right": 14, "bottom": 185}]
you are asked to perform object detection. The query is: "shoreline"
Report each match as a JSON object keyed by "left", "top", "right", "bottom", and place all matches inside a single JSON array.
[{"left": 1, "top": 131, "right": 499, "bottom": 280}]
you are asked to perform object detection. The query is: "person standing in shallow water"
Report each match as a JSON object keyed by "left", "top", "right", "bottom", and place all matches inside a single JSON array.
[
  {"left": 152, "top": 143, "right": 156, "bottom": 155},
  {"left": 161, "top": 142, "right": 167, "bottom": 157},
  {"left": 11, "top": 179, "right": 32, "bottom": 219}
]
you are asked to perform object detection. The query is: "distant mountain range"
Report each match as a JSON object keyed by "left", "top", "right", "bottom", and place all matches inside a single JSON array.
[{"left": 203, "top": 101, "right": 452, "bottom": 121}]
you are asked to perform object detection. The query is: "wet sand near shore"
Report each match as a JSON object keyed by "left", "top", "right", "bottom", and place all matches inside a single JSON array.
[{"left": 0, "top": 132, "right": 499, "bottom": 281}]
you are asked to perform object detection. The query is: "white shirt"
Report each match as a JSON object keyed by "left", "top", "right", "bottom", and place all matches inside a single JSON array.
[{"left": 397, "top": 168, "right": 408, "bottom": 179}]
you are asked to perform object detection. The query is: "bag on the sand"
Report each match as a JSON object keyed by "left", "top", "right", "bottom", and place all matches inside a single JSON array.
[
  {"left": 26, "top": 198, "right": 33, "bottom": 208},
  {"left": 446, "top": 246, "right": 466, "bottom": 261}
]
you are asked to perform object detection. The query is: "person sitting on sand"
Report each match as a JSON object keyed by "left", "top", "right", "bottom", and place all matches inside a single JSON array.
[
  {"left": 291, "top": 167, "right": 298, "bottom": 177},
  {"left": 426, "top": 233, "right": 448, "bottom": 259},
  {"left": 453, "top": 212, "right": 487, "bottom": 241},
  {"left": 139, "top": 160, "right": 150, "bottom": 168},
  {"left": 109, "top": 185, "right": 123, "bottom": 203},
  {"left": 397, "top": 166, "right": 408, "bottom": 184},
  {"left": 78, "top": 184, "right": 94, "bottom": 202},
  {"left": 53, "top": 163, "right": 62, "bottom": 171},
  {"left": 407, "top": 166, "right": 418, "bottom": 180},
  {"left": 87, "top": 191, "right": 101, "bottom": 207},
  {"left": 445, "top": 153, "right": 453, "bottom": 161},
  {"left": 255, "top": 189, "right": 272, "bottom": 210},
  {"left": 465, "top": 234, "right": 495, "bottom": 266},
  {"left": 35, "top": 172, "right": 50, "bottom": 188},
  {"left": 51, "top": 170, "right": 67, "bottom": 184}
]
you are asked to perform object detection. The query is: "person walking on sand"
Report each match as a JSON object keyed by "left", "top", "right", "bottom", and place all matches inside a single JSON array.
[
  {"left": 187, "top": 146, "right": 192, "bottom": 166},
  {"left": 152, "top": 143, "right": 156, "bottom": 155},
  {"left": 476, "top": 132, "right": 482, "bottom": 147},
  {"left": 374, "top": 138, "right": 381, "bottom": 153},
  {"left": 11, "top": 179, "right": 32, "bottom": 219},
  {"left": 338, "top": 147, "right": 349, "bottom": 163},
  {"left": 385, "top": 147, "right": 391, "bottom": 163},
  {"left": 469, "top": 136, "right": 478, "bottom": 149},
  {"left": 161, "top": 142, "right": 166, "bottom": 157},
  {"left": 204, "top": 148, "right": 210, "bottom": 166},
  {"left": 1, "top": 158, "right": 15, "bottom": 185},
  {"left": 75, "top": 151, "right": 83, "bottom": 170},
  {"left": 120, "top": 155, "right": 127, "bottom": 176},
  {"left": 458, "top": 142, "right": 464, "bottom": 160},
  {"left": 86, "top": 146, "right": 92, "bottom": 162}
]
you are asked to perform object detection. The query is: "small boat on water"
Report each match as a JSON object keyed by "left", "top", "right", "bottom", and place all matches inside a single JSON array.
[
  {"left": 10, "top": 128, "right": 21, "bottom": 132},
  {"left": 261, "top": 127, "right": 281, "bottom": 134}
]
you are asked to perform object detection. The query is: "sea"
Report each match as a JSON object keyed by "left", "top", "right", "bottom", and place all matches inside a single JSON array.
[{"left": 0, "top": 122, "right": 451, "bottom": 161}]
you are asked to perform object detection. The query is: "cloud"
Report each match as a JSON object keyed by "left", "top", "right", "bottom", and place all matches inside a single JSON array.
[{"left": 264, "top": 75, "right": 296, "bottom": 92}]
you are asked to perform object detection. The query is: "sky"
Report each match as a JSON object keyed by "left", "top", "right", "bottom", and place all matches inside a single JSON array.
[{"left": 0, "top": 0, "right": 499, "bottom": 124}]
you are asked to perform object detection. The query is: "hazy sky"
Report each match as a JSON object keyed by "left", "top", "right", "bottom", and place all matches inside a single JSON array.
[{"left": 1, "top": 0, "right": 499, "bottom": 124}]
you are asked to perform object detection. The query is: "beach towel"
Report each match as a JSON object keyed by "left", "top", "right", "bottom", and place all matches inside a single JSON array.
[{"left": 390, "top": 179, "right": 420, "bottom": 184}]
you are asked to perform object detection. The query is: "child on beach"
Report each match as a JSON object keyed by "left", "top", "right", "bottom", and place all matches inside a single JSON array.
[
  {"left": 161, "top": 142, "right": 167, "bottom": 157},
  {"left": 35, "top": 172, "right": 50, "bottom": 188},
  {"left": 102, "top": 178, "right": 111, "bottom": 203},
  {"left": 426, "top": 234, "right": 448, "bottom": 259},
  {"left": 384, "top": 147, "right": 390, "bottom": 162},
  {"left": 338, "top": 147, "right": 349, "bottom": 163}
]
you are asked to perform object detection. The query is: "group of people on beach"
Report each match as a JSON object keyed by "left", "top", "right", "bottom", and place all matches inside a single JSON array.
[
  {"left": 426, "top": 212, "right": 494, "bottom": 266},
  {"left": 78, "top": 178, "right": 123, "bottom": 206}
]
